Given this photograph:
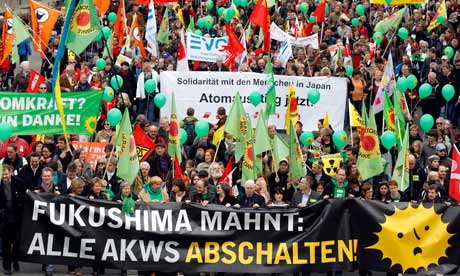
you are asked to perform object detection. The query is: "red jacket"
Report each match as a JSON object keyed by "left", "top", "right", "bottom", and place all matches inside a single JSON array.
[{"left": 0, "top": 137, "right": 30, "bottom": 159}]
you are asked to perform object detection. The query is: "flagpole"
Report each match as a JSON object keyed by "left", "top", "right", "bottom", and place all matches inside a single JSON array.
[
  {"left": 348, "top": 101, "right": 354, "bottom": 147},
  {"left": 212, "top": 127, "right": 224, "bottom": 163}
]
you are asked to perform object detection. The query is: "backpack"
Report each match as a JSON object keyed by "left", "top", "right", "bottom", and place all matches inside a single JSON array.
[{"left": 183, "top": 118, "right": 197, "bottom": 145}]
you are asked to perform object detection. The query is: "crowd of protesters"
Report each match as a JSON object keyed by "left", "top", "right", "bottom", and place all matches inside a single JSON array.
[{"left": 1, "top": 0, "right": 460, "bottom": 275}]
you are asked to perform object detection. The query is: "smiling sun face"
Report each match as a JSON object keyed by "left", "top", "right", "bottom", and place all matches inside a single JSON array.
[{"left": 368, "top": 204, "right": 452, "bottom": 273}]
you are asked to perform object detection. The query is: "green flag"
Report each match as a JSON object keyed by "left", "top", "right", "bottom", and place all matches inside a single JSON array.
[
  {"left": 66, "top": 0, "right": 101, "bottom": 55},
  {"left": 12, "top": 13, "right": 31, "bottom": 65},
  {"left": 168, "top": 93, "right": 182, "bottom": 163},
  {"left": 103, "top": 32, "right": 113, "bottom": 59},
  {"left": 289, "top": 120, "right": 307, "bottom": 179},
  {"left": 121, "top": 196, "right": 136, "bottom": 215},
  {"left": 157, "top": 8, "right": 169, "bottom": 45},
  {"left": 254, "top": 112, "right": 271, "bottom": 155},
  {"left": 272, "top": 133, "right": 289, "bottom": 172},
  {"left": 225, "top": 92, "right": 249, "bottom": 143},
  {"left": 256, "top": 27, "right": 264, "bottom": 48},
  {"left": 116, "top": 110, "right": 140, "bottom": 184},
  {"left": 361, "top": 100, "right": 368, "bottom": 124},
  {"left": 392, "top": 123, "right": 409, "bottom": 191},
  {"left": 241, "top": 139, "right": 256, "bottom": 185},
  {"left": 187, "top": 16, "right": 195, "bottom": 33},
  {"left": 356, "top": 107, "right": 383, "bottom": 181},
  {"left": 374, "top": 7, "right": 407, "bottom": 34},
  {"left": 383, "top": 90, "right": 396, "bottom": 133},
  {"left": 264, "top": 54, "right": 277, "bottom": 117},
  {"left": 393, "top": 89, "right": 406, "bottom": 151}
]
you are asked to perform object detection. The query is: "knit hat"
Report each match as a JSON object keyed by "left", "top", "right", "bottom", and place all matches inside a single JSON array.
[{"left": 428, "top": 155, "right": 440, "bottom": 163}]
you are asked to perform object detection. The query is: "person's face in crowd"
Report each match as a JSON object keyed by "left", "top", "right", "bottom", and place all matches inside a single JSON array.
[
  {"left": 428, "top": 189, "right": 437, "bottom": 201},
  {"left": 57, "top": 140, "right": 66, "bottom": 151},
  {"left": 439, "top": 167, "right": 448, "bottom": 179},
  {"left": 172, "top": 184, "right": 181, "bottom": 194},
  {"left": 336, "top": 169, "right": 346, "bottom": 184},
  {"left": 150, "top": 180, "right": 162, "bottom": 191},
  {"left": 155, "top": 146, "right": 166, "bottom": 156},
  {"left": 39, "top": 84, "right": 48, "bottom": 93},
  {"left": 268, "top": 127, "right": 276, "bottom": 139},
  {"left": 140, "top": 165, "right": 150, "bottom": 177},
  {"left": 274, "top": 192, "right": 283, "bottom": 202},
  {"left": 92, "top": 182, "right": 102, "bottom": 194},
  {"left": 350, "top": 164, "right": 358, "bottom": 175},
  {"left": 364, "top": 188, "right": 373, "bottom": 200},
  {"left": 438, "top": 148, "right": 447, "bottom": 157},
  {"left": 322, "top": 133, "right": 331, "bottom": 143},
  {"left": 67, "top": 170, "right": 77, "bottom": 180},
  {"left": 374, "top": 70, "right": 382, "bottom": 82},
  {"left": 35, "top": 143, "right": 43, "bottom": 153},
  {"left": 122, "top": 185, "right": 131, "bottom": 196},
  {"left": 389, "top": 185, "right": 398, "bottom": 195},
  {"left": 410, "top": 127, "right": 418, "bottom": 137},
  {"left": 107, "top": 162, "right": 116, "bottom": 173},
  {"left": 75, "top": 162, "right": 83, "bottom": 174},
  {"left": 42, "top": 147, "right": 52, "bottom": 158},
  {"left": 216, "top": 56, "right": 223, "bottom": 66},
  {"left": 431, "top": 160, "right": 440, "bottom": 169},
  {"left": 245, "top": 182, "right": 255, "bottom": 197},
  {"left": 6, "top": 146, "right": 16, "bottom": 160},
  {"left": 79, "top": 150, "right": 87, "bottom": 161},
  {"left": 192, "top": 175, "right": 200, "bottom": 186},
  {"left": 159, "top": 118, "right": 169, "bottom": 129},
  {"left": 204, "top": 152, "right": 212, "bottom": 163},
  {"left": 74, "top": 185, "right": 84, "bottom": 195},
  {"left": 408, "top": 155, "right": 416, "bottom": 170},
  {"left": 442, "top": 66, "right": 451, "bottom": 76},
  {"left": 346, "top": 150, "right": 355, "bottom": 162},
  {"left": 428, "top": 134, "right": 436, "bottom": 144},
  {"left": 216, "top": 184, "right": 225, "bottom": 196},
  {"left": 257, "top": 59, "right": 265, "bottom": 70},
  {"left": 196, "top": 148, "right": 205, "bottom": 159},
  {"left": 379, "top": 185, "right": 389, "bottom": 196},
  {"left": 185, "top": 163, "right": 194, "bottom": 175},
  {"left": 167, "top": 63, "right": 174, "bottom": 71},
  {"left": 299, "top": 177, "right": 310, "bottom": 192},
  {"left": 196, "top": 180, "right": 206, "bottom": 194},
  {"left": 148, "top": 126, "right": 158, "bottom": 138},
  {"left": 312, "top": 162, "right": 322, "bottom": 175},
  {"left": 279, "top": 162, "right": 288, "bottom": 173},
  {"left": 80, "top": 74, "right": 88, "bottom": 84},
  {"left": 42, "top": 171, "right": 53, "bottom": 185}
]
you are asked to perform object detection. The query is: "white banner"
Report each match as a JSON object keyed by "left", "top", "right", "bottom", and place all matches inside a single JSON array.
[
  {"left": 186, "top": 33, "right": 228, "bottom": 62},
  {"left": 160, "top": 72, "right": 347, "bottom": 131},
  {"left": 270, "top": 23, "right": 319, "bottom": 49}
]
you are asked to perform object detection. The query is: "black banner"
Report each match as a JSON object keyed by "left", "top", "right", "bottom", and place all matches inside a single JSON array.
[{"left": 19, "top": 192, "right": 460, "bottom": 274}]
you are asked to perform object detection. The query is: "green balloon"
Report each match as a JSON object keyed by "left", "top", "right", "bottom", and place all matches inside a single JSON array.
[
  {"left": 351, "top": 18, "right": 360, "bottom": 27},
  {"left": 309, "top": 15, "right": 316, "bottom": 23},
  {"left": 419, "top": 83, "right": 432, "bottom": 99},
  {"left": 356, "top": 4, "right": 365, "bottom": 16},
  {"left": 145, "top": 79, "right": 157, "bottom": 94},
  {"left": 332, "top": 130, "right": 348, "bottom": 149},
  {"left": 249, "top": 91, "right": 262, "bottom": 106},
  {"left": 218, "top": 7, "right": 225, "bottom": 16},
  {"left": 110, "top": 75, "right": 123, "bottom": 90},
  {"left": 396, "top": 77, "right": 408, "bottom": 92},
  {"left": 108, "top": 12, "right": 117, "bottom": 23},
  {"left": 0, "top": 123, "right": 13, "bottom": 141},
  {"left": 233, "top": 0, "right": 241, "bottom": 6},
  {"left": 204, "top": 15, "right": 214, "bottom": 30},
  {"left": 385, "top": 0, "right": 392, "bottom": 4},
  {"left": 300, "top": 2, "right": 309, "bottom": 14},
  {"left": 420, "top": 114, "right": 434, "bottom": 132},
  {"left": 240, "top": 0, "right": 248, "bottom": 7},
  {"left": 373, "top": 31, "right": 383, "bottom": 44},
  {"left": 96, "top": 58, "right": 106, "bottom": 70},
  {"left": 442, "top": 84, "right": 455, "bottom": 101},
  {"left": 308, "top": 88, "right": 320, "bottom": 104},
  {"left": 444, "top": 46, "right": 454, "bottom": 59},
  {"left": 380, "top": 131, "right": 396, "bottom": 150},
  {"left": 407, "top": 74, "right": 417, "bottom": 90},
  {"left": 398, "top": 27, "right": 408, "bottom": 40},
  {"left": 437, "top": 15, "right": 445, "bottom": 24},
  {"left": 198, "top": 18, "right": 206, "bottom": 29},
  {"left": 226, "top": 8, "right": 236, "bottom": 19},
  {"left": 179, "top": 128, "right": 188, "bottom": 145},
  {"left": 325, "top": 3, "right": 329, "bottom": 13},
  {"left": 221, "top": 9, "right": 227, "bottom": 19},
  {"left": 300, "top": 131, "right": 315, "bottom": 146},
  {"left": 206, "top": 0, "right": 214, "bottom": 11},
  {"left": 195, "top": 120, "right": 210, "bottom": 138},
  {"left": 103, "top": 87, "right": 115, "bottom": 101},
  {"left": 346, "top": 65, "right": 354, "bottom": 77},
  {"left": 102, "top": 26, "right": 112, "bottom": 39},
  {"left": 107, "top": 108, "right": 122, "bottom": 126},
  {"left": 194, "top": 29, "right": 203, "bottom": 35},
  {"left": 154, "top": 93, "right": 167, "bottom": 108}
]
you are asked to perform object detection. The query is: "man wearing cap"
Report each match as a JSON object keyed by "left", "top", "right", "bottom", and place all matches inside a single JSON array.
[
  {"left": 147, "top": 143, "right": 171, "bottom": 181},
  {"left": 436, "top": 143, "right": 452, "bottom": 168},
  {"left": 423, "top": 129, "right": 439, "bottom": 165}
]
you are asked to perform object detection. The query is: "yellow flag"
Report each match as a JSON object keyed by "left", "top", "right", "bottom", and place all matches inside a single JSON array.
[
  {"left": 349, "top": 100, "right": 364, "bottom": 127},
  {"left": 174, "top": 4, "right": 185, "bottom": 26},
  {"left": 55, "top": 71, "right": 71, "bottom": 149},
  {"left": 428, "top": 0, "right": 447, "bottom": 32},
  {"left": 323, "top": 112, "right": 329, "bottom": 129},
  {"left": 285, "top": 84, "right": 298, "bottom": 135},
  {"left": 212, "top": 126, "right": 224, "bottom": 146}
]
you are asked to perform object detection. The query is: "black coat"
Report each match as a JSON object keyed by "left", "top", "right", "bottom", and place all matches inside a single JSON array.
[
  {"left": 237, "top": 193, "right": 266, "bottom": 208},
  {"left": 0, "top": 176, "right": 26, "bottom": 226},
  {"left": 18, "top": 164, "right": 44, "bottom": 190}
]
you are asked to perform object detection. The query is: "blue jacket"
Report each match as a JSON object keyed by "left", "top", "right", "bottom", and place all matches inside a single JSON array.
[{"left": 18, "top": 40, "right": 32, "bottom": 56}]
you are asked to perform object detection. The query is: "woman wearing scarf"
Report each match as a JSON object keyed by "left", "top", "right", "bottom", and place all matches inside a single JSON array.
[{"left": 139, "top": 176, "right": 169, "bottom": 203}]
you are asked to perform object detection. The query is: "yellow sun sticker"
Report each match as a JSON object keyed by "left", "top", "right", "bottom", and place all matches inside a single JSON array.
[
  {"left": 367, "top": 204, "right": 452, "bottom": 273},
  {"left": 85, "top": 116, "right": 97, "bottom": 134}
]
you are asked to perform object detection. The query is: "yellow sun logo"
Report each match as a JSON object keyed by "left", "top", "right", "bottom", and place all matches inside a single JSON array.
[
  {"left": 368, "top": 204, "right": 452, "bottom": 273},
  {"left": 85, "top": 116, "right": 97, "bottom": 134}
]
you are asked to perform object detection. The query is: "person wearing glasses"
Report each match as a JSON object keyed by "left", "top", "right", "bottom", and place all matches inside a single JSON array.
[
  {"left": 436, "top": 143, "right": 452, "bottom": 168},
  {"left": 38, "top": 83, "right": 48, "bottom": 93},
  {"left": 95, "top": 120, "right": 113, "bottom": 143}
]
